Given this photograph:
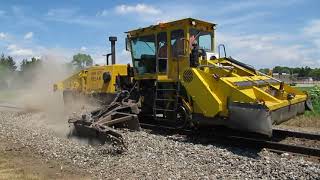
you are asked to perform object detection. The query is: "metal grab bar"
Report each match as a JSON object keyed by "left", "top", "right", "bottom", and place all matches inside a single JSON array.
[{"left": 218, "top": 44, "right": 227, "bottom": 58}]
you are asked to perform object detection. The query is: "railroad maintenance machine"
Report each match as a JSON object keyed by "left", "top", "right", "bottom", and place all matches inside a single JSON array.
[{"left": 54, "top": 18, "right": 311, "bottom": 144}]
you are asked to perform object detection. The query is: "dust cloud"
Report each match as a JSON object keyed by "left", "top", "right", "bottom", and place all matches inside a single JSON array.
[
  {"left": 19, "top": 54, "right": 74, "bottom": 136},
  {"left": 1, "top": 53, "right": 85, "bottom": 137}
]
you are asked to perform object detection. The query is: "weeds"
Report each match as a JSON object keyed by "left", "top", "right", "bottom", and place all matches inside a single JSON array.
[{"left": 304, "top": 86, "right": 320, "bottom": 116}]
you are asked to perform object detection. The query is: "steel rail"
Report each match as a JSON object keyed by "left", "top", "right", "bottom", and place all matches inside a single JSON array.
[
  {"left": 272, "top": 128, "right": 320, "bottom": 140},
  {"left": 139, "top": 123, "right": 320, "bottom": 157},
  {"left": 0, "top": 104, "right": 24, "bottom": 109},
  {"left": 218, "top": 135, "right": 320, "bottom": 157}
]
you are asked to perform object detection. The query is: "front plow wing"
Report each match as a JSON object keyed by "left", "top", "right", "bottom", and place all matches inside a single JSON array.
[
  {"left": 228, "top": 101, "right": 306, "bottom": 137},
  {"left": 228, "top": 102, "right": 273, "bottom": 136}
]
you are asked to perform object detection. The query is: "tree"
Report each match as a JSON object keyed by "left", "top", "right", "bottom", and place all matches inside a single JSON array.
[
  {"left": 20, "top": 57, "right": 41, "bottom": 72},
  {"left": 273, "top": 66, "right": 291, "bottom": 74},
  {"left": 298, "top": 66, "right": 312, "bottom": 77},
  {"left": 259, "top": 68, "right": 270, "bottom": 74},
  {"left": 0, "top": 54, "right": 17, "bottom": 89},
  {"left": 20, "top": 57, "right": 42, "bottom": 85},
  {"left": 71, "top": 53, "right": 93, "bottom": 69},
  {"left": 0, "top": 54, "right": 17, "bottom": 72},
  {"left": 309, "top": 68, "right": 320, "bottom": 80},
  {"left": 6, "top": 56, "right": 17, "bottom": 72}
]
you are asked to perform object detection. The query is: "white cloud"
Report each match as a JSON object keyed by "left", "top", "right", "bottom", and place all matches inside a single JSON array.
[
  {"left": 213, "top": 0, "right": 300, "bottom": 16},
  {"left": 0, "top": 10, "right": 5, "bottom": 16},
  {"left": 115, "top": 4, "right": 161, "bottom": 15},
  {"left": 217, "top": 32, "right": 318, "bottom": 68},
  {"left": 7, "top": 44, "right": 34, "bottom": 57},
  {"left": 46, "top": 8, "right": 104, "bottom": 27},
  {"left": 24, "top": 32, "right": 33, "bottom": 40},
  {"left": 90, "top": 46, "right": 131, "bottom": 65},
  {"left": 220, "top": 12, "right": 269, "bottom": 26},
  {"left": 80, "top": 46, "right": 87, "bottom": 51},
  {"left": 96, "top": 10, "right": 108, "bottom": 17},
  {"left": 304, "top": 20, "right": 320, "bottom": 36},
  {"left": 0, "top": 32, "right": 8, "bottom": 39},
  {"left": 47, "top": 8, "right": 77, "bottom": 17},
  {"left": 303, "top": 19, "right": 320, "bottom": 48},
  {"left": 118, "top": 49, "right": 131, "bottom": 64}
]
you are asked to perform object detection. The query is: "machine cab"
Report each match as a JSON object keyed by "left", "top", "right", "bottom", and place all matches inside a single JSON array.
[{"left": 126, "top": 18, "right": 216, "bottom": 81}]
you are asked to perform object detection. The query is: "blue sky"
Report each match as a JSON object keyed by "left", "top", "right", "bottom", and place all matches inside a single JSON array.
[{"left": 0, "top": 0, "right": 319, "bottom": 68}]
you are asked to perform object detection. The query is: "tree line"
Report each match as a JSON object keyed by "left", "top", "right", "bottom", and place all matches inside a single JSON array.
[
  {"left": 259, "top": 66, "right": 320, "bottom": 80},
  {"left": 0, "top": 53, "right": 93, "bottom": 89},
  {"left": 3, "top": 52, "right": 319, "bottom": 89}
]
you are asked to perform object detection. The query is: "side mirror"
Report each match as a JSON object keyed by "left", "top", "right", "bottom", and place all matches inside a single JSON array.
[{"left": 125, "top": 38, "right": 131, "bottom": 52}]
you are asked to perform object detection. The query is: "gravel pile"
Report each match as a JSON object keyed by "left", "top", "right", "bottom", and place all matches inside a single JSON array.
[{"left": 0, "top": 111, "right": 320, "bottom": 179}]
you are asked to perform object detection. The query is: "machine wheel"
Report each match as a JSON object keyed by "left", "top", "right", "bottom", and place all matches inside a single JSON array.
[{"left": 175, "top": 106, "right": 189, "bottom": 129}]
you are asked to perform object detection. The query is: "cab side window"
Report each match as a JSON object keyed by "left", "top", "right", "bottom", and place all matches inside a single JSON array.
[
  {"left": 170, "top": 29, "right": 184, "bottom": 59},
  {"left": 157, "top": 32, "right": 167, "bottom": 73},
  {"left": 131, "top": 35, "right": 156, "bottom": 74}
]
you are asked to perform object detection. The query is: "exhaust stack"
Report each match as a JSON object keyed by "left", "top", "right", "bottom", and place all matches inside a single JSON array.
[{"left": 109, "top": 36, "right": 117, "bottom": 64}]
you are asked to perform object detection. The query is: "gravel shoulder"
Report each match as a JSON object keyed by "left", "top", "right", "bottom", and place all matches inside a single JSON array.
[
  {"left": 0, "top": 110, "right": 320, "bottom": 179},
  {"left": 0, "top": 139, "right": 89, "bottom": 180},
  {"left": 277, "top": 115, "right": 320, "bottom": 133}
]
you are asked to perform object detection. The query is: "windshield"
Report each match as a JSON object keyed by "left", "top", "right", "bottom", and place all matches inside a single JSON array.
[
  {"left": 189, "top": 29, "right": 213, "bottom": 51},
  {"left": 131, "top": 35, "right": 156, "bottom": 74}
]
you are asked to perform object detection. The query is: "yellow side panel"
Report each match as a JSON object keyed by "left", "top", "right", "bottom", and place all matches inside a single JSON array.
[
  {"left": 181, "top": 69, "right": 223, "bottom": 117},
  {"left": 86, "top": 65, "right": 128, "bottom": 93},
  {"left": 54, "top": 64, "right": 128, "bottom": 94}
]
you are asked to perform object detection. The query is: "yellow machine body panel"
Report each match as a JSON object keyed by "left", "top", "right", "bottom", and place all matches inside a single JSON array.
[
  {"left": 181, "top": 67, "right": 307, "bottom": 117},
  {"left": 126, "top": 18, "right": 309, "bottom": 136},
  {"left": 127, "top": 18, "right": 216, "bottom": 81},
  {"left": 54, "top": 18, "right": 310, "bottom": 137},
  {"left": 54, "top": 64, "right": 128, "bottom": 94},
  {"left": 86, "top": 65, "right": 128, "bottom": 93}
]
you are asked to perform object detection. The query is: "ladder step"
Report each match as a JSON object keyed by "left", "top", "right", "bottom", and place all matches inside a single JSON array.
[
  {"left": 155, "top": 98, "right": 176, "bottom": 101},
  {"left": 154, "top": 117, "right": 175, "bottom": 122},
  {"left": 153, "top": 108, "right": 175, "bottom": 112},
  {"left": 156, "top": 89, "right": 176, "bottom": 91}
]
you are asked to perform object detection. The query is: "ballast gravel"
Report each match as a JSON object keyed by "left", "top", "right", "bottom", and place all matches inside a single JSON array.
[{"left": 0, "top": 111, "right": 319, "bottom": 179}]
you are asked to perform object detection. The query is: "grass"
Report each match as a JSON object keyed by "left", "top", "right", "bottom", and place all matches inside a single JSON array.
[
  {"left": 0, "top": 90, "right": 17, "bottom": 102},
  {"left": 295, "top": 86, "right": 320, "bottom": 116},
  {"left": 297, "top": 86, "right": 313, "bottom": 92},
  {"left": 280, "top": 85, "right": 320, "bottom": 129},
  {"left": 282, "top": 115, "right": 320, "bottom": 129},
  {"left": 304, "top": 86, "right": 320, "bottom": 116}
]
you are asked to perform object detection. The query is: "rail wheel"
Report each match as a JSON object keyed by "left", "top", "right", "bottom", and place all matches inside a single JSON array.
[{"left": 175, "top": 106, "right": 189, "bottom": 129}]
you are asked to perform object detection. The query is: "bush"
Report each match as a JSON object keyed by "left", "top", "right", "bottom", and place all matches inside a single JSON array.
[
  {"left": 305, "top": 86, "right": 320, "bottom": 115},
  {"left": 308, "top": 86, "right": 320, "bottom": 101}
]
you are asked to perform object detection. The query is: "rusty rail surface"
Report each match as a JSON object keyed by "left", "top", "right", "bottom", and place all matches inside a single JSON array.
[{"left": 140, "top": 123, "right": 320, "bottom": 157}]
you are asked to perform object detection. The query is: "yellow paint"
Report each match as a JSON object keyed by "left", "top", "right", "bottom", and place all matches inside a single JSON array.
[
  {"left": 55, "top": 18, "right": 308, "bottom": 122},
  {"left": 54, "top": 64, "right": 128, "bottom": 94},
  {"left": 127, "top": 18, "right": 307, "bottom": 118},
  {"left": 127, "top": 18, "right": 216, "bottom": 82}
]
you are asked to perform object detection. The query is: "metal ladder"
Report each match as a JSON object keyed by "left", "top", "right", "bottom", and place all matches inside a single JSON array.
[{"left": 153, "top": 81, "right": 180, "bottom": 121}]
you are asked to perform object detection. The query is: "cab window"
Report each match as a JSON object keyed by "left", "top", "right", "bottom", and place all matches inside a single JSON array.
[
  {"left": 189, "top": 29, "right": 213, "bottom": 51},
  {"left": 171, "top": 29, "right": 184, "bottom": 59},
  {"left": 157, "top": 32, "right": 167, "bottom": 73},
  {"left": 131, "top": 35, "right": 156, "bottom": 74}
]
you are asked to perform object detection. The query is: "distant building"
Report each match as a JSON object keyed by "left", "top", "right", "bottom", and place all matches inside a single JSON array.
[{"left": 272, "top": 73, "right": 297, "bottom": 83}]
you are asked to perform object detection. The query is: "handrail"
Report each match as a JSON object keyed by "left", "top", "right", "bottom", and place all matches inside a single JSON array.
[{"left": 218, "top": 44, "right": 226, "bottom": 58}]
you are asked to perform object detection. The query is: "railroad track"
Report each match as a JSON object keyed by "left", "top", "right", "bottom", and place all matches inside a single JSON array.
[
  {"left": 0, "top": 103, "right": 40, "bottom": 113},
  {"left": 139, "top": 123, "right": 320, "bottom": 157},
  {"left": 0, "top": 105, "right": 24, "bottom": 109}
]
